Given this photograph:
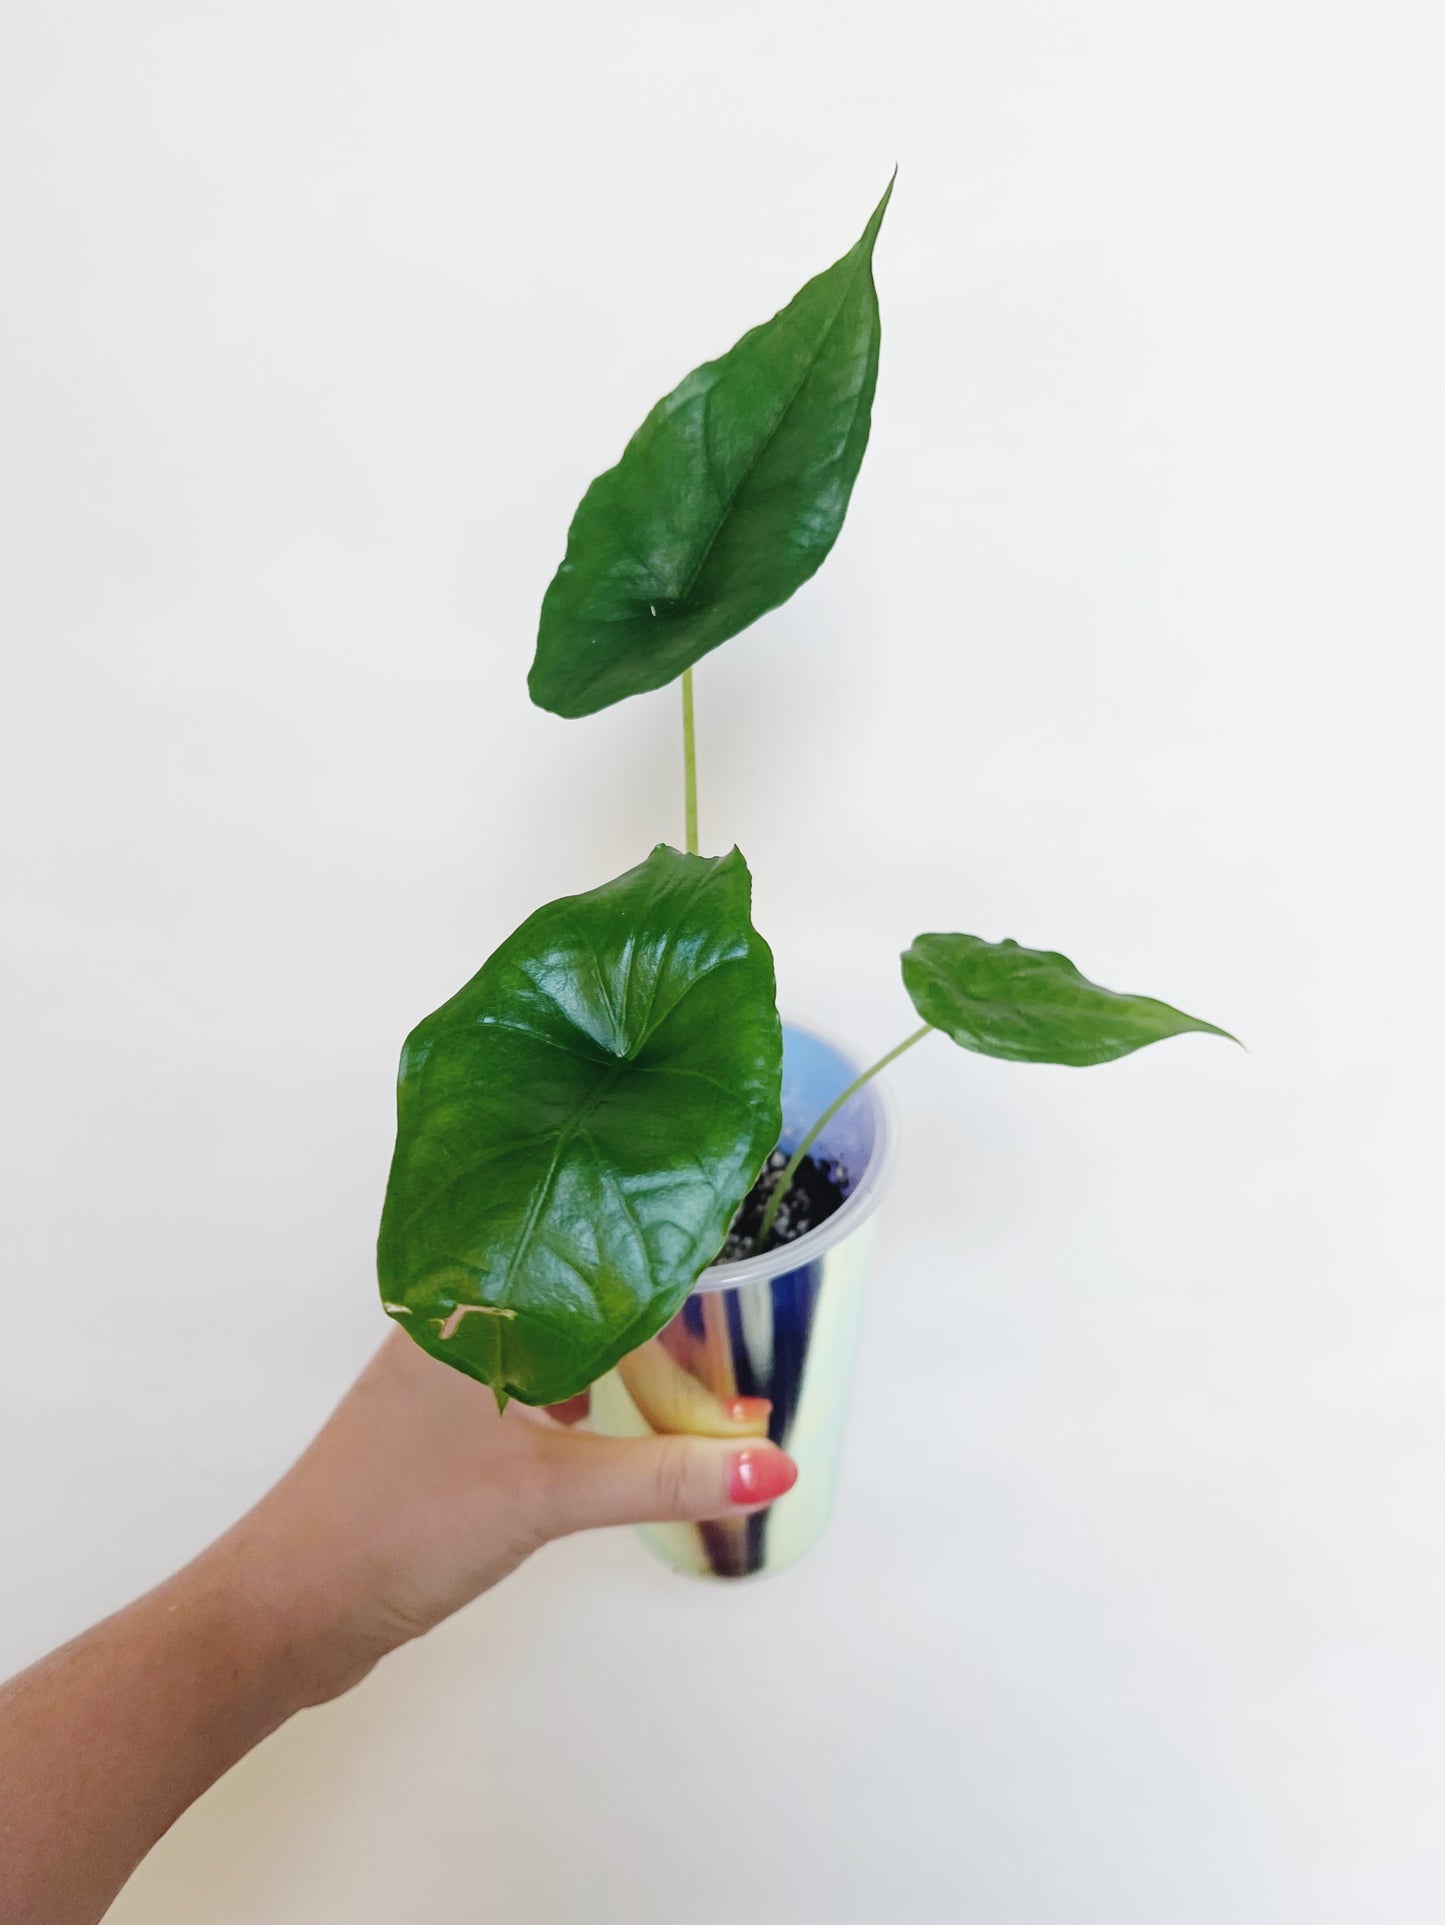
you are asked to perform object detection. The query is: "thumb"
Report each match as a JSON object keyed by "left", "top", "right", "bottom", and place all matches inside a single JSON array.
[{"left": 534, "top": 1427, "right": 799, "bottom": 1538}]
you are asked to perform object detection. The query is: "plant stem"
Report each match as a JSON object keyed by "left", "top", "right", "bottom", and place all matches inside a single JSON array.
[
  {"left": 752, "top": 1024, "right": 933, "bottom": 1254},
  {"left": 681, "top": 667, "right": 699, "bottom": 855}
]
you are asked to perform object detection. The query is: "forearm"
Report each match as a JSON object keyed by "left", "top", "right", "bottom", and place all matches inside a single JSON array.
[
  {"left": 0, "top": 1535, "right": 325, "bottom": 1925},
  {"left": 0, "top": 1334, "right": 792, "bottom": 1923}
]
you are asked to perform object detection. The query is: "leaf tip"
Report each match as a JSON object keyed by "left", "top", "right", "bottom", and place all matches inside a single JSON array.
[{"left": 861, "top": 171, "right": 896, "bottom": 249}]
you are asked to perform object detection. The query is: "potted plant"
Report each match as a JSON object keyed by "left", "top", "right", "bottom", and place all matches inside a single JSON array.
[{"left": 377, "top": 181, "right": 1234, "bottom": 1579}]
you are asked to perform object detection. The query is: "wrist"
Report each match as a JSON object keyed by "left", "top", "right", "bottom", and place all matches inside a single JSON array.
[{"left": 184, "top": 1512, "right": 384, "bottom": 1718}]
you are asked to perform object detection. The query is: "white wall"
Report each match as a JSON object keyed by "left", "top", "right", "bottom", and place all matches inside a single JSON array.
[{"left": 2, "top": 3, "right": 1441, "bottom": 1920}]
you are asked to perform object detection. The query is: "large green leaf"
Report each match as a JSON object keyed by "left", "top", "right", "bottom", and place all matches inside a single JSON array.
[
  {"left": 902, "top": 934, "right": 1235, "bottom": 1067},
  {"left": 378, "top": 845, "right": 782, "bottom": 1407},
  {"left": 529, "top": 179, "right": 893, "bottom": 718}
]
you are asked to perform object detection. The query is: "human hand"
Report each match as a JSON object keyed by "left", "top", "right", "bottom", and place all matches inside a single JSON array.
[
  {"left": 217, "top": 1331, "right": 797, "bottom": 1706},
  {"left": 0, "top": 1331, "right": 797, "bottom": 1925}
]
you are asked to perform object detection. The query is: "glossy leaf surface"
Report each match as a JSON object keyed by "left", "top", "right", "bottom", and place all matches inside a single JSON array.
[
  {"left": 902, "top": 934, "right": 1234, "bottom": 1067},
  {"left": 378, "top": 846, "right": 782, "bottom": 1406},
  {"left": 529, "top": 180, "right": 893, "bottom": 718}
]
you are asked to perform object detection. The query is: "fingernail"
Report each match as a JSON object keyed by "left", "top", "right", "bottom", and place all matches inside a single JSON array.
[
  {"left": 726, "top": 1396, "right": 772, "bottom": 1425},
  {"left": 728, "top": 1448, "right": 799, "bottom": 1508}
]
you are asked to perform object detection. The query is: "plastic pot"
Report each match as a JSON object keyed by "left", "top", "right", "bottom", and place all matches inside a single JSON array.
[{"left": 590, "top": 1021, "right": 897, "bottom": 1580}]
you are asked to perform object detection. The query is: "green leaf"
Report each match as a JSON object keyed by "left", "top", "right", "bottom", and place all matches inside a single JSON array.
[
  {"left": 901, "top": 934, "right": 1236, "bottom": 1067},
  {"left": 529, "top": 178, "right": 893, "bottom": 718},
  {"left": 377, "top": 845, "right": 782, "bottom": 1406}
]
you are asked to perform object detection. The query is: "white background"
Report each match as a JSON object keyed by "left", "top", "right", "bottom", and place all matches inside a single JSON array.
[{"left": 2, "top": 3, "right": 1442, "bottom": 1920}]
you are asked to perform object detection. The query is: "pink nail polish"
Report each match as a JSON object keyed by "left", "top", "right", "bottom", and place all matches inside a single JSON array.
[
  {"left": 727, "top": 1396, "right": 772, "bottom": 1424},
  {"left": 728, "top": 1448, "right": 799, "bottom": 1508}
]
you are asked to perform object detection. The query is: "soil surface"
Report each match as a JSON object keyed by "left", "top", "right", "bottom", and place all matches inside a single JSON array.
[{"left": 719, "top": 1149, "right": 851, "bottom": 1262}]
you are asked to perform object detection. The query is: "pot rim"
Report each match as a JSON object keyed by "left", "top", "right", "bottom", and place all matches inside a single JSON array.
[{"left": 690, "top": 1016, "right": 899, "bottom": 1295}]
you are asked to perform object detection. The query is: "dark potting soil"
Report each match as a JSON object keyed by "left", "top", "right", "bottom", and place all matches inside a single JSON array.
[{"left": 718, "top": 1149, "right": 851, "bottom": 1263}]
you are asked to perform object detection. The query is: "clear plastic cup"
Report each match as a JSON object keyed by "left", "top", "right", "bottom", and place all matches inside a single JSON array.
[{"left": 590, "top": 1022, "right": 897, "bottom": 1579}]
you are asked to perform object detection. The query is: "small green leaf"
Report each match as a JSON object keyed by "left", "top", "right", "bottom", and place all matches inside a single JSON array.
[
  {"left": 901, "top": 934, "right": 1236, "bottom": 1067},
  {"left": 529, "top": 178, "right": 893, "bottom": 718},
  {"left": 378, "top": 846, "right": 782, "bottom": 1406}
]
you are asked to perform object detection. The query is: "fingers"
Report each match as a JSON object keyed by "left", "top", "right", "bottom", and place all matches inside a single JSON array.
[
  {"left": 533, "top": 1428, "right": 798, "bottom": 1538},
  {"left": 617, "top": 1342, "right": 772, "bottom": 1439}
]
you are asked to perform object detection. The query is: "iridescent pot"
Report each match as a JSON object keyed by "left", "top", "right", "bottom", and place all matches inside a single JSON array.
[{"left": 590, "top": 1022, "right": 897, "bottom": 1580}]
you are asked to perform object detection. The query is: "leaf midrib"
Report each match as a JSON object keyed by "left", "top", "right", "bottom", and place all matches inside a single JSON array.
[
  {"left": 570, "top": 240, "right": 875, "bottom": 653},
  {"left": 673, "top": 246, "right": 874, "bottom": 609},
  {"left": 490, "top": 1059, "right": 627, "bottom": 1312}
]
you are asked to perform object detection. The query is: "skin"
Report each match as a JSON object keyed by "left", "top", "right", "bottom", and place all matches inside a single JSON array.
[{"left": 0, "top": 1332, "right": 796, "bottom": 1925}]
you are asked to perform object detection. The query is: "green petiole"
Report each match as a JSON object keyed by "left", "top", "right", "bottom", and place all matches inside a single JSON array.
[
  {"left": 681, "top": 667, "right": 698, "bottom": 856},
  {"left": 752, "top": 1024, "right": 934, "bottom": 1254}
]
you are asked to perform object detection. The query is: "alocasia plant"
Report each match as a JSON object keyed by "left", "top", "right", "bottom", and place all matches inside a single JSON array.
[{"left": 379, "top": 180, "right": 1235, "bottom": 1408}]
